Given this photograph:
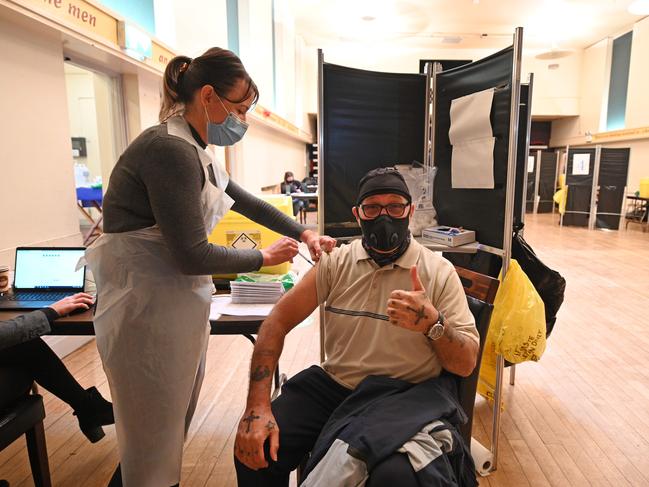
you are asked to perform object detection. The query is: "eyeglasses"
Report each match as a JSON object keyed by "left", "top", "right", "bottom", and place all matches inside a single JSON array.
[{"left": 359, "top": 203, "right": 410, "bottom": 219}]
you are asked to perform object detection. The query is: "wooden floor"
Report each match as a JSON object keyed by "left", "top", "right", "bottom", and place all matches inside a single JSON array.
[{"left": 2, "top": 213, "right": 649, "bottom": 486}]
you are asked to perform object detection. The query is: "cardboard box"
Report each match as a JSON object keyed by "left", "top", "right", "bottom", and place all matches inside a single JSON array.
[{"left": 421, "top": 226, "right": 476, "bottom": 247}]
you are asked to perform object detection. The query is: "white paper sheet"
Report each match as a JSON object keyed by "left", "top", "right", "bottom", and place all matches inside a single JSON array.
[
  {"left": 449, "top": 88, "right": 494, "bottom": 145},
  {"left": 449, "top": 88, "right": 495, "bottom": 189},
  {"left": 451, "top": 137, "right": 496, "bottom": 189},
  {"left": 572, "top": 153, "right": 590, "bottom": 175},
  {"left": 211, "top": 295, "right": 274, "bottom": 317},
  {"left": 528, "top": 155, "right": 535, "bottom": 173}
]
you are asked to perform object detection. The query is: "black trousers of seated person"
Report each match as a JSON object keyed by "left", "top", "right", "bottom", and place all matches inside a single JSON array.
[
  {"left": 234, "top": 366, "right": 420, "bottom": 487},
  {"left": 0, "top": 337, "right": 87, "bottom": 411}
]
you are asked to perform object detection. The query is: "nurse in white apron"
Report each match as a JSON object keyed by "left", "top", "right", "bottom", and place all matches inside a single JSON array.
[{"left": 86, "top": 48, "right": 333, "bottom": 487}]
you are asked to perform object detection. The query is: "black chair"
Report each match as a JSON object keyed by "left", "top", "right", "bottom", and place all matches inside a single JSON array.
[
  {"left": 298, "top": 204, "right": 318, "bottom": 225},
  {"left": 452, "top": 266, "right": 499, "bottom": 445},
  {"left": 0, "top": 369, "right": 52, "bottom": 487}
]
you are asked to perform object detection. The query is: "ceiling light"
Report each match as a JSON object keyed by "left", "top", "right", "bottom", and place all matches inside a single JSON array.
[
  {"left": 442, "top": 36, "right": 463, "bottom": 44},
  {"left": 628, "top": 0, "right": 649, "bottom": 15},
  {"left": 535, "top": 49, "right": 573, "bottom": 59}
]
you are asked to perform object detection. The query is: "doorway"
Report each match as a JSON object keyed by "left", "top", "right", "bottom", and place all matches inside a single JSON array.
[{"left": 64, "top": 62, "right": 126, "bottom": 242}]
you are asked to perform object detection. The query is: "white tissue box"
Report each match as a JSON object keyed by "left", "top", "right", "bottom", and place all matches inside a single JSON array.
[{"left": 421, "top": 226, "right": 476, "bottom": 247}]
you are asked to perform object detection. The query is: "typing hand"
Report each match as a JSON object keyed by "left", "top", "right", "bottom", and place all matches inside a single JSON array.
[
  {"left": 386, "top": 266, "right": 438, "bottom": 333},
  {"left": 50, "top": 293, "right": 95, "bottom": 317},
  {"left": 234, "top": 406, "right": 279, "bottom": 470}
]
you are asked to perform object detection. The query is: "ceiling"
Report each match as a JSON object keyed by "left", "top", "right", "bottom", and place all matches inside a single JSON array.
[{"left": 289, "top": 0, "right": 647, "bottom": 53}]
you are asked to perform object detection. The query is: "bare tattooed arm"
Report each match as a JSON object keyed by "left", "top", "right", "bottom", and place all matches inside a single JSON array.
[
  {"left": 235, "top": 267, "right": 320, "bottom": 470},
  {"left": 387, "top": 266, "right": 478, "bottom": 377}
]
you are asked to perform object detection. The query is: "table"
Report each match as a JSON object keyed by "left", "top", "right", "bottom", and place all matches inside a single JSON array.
[
  {"left": 0, "top": 308, "right": 285, "bottom": 397},
  {"left": 291, "top": 193, "right": 318, "bottom": 224},
  {"left": 625, "top": 195, "right": 649, "bottom": 232},
  {"left": 76, "top": 187, "right": 103, "bottom": 245}
]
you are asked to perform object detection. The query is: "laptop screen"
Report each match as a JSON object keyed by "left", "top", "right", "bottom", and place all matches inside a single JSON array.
[{"left": 14, "top": 248, "right": 86, "bottom": 290}]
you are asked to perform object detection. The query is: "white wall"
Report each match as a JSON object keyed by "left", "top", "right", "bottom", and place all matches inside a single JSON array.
[
  {"left": 171, "top": 0, "right": 228, "bottom": 56},
  {"left": 123, "top": 70, "right": 162, "bottom": 144},
  {"left": 238, "top": 0, "right": 275, "bottom": 109},
  {"left": 232, "top": 121, "right": 307, "bottom": 192},
  {"left": 550, "top": 16, "right": 649, "bottom": 193},
  {"left": 522, "top": 51, "right": 582, "bottom": 118},
  {"left": 0, "top": 16, "right": 80, "bottom": 255}
]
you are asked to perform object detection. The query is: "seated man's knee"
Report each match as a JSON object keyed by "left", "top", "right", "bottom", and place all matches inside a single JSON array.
[{"left": 367, "top": 453, "right": 417, "bottom": 487}]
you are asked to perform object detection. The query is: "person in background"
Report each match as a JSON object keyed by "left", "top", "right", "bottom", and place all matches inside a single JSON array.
[
  {"left": 0, "top": 293, "right": 114, "bottom": 443},
  {"left": 280, "top": 171, "right": 305, "bottom": 216}
]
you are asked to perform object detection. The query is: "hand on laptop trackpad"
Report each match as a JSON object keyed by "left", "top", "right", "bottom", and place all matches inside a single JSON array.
[{"left": 66, "top": 302, "right": 95, "bottom": 316}]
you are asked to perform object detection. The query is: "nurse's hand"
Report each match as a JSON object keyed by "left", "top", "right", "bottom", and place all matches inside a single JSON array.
[
  {"left": 300, "top": 229, "right": 336, "bottom": 261},
  {"left": 50, "top": 293, "right": 95, "bottom": 317},
  {"left": 261, "top": 237, "right": 299, "bottom": 266},
  {"left": 235, "top": 406, "right": 279, "bottom": 470}
]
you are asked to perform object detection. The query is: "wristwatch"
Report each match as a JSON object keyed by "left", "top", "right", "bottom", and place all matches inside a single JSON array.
[{"left": 425, "top": 310, "right": 445, "bottom": 341}]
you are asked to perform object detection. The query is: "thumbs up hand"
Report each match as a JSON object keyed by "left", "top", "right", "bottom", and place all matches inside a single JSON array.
[{"left": 386, "top": 266, "right": 440, "bottom": 333}]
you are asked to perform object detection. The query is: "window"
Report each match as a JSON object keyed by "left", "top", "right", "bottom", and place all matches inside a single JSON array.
[{"left": 606, "top": 31, "right": 633, "bottom": 131}]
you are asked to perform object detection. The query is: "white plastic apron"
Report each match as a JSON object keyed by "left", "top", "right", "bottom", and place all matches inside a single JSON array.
[{"left": 84, "top": 116, "right": 234, "bottom": 487}]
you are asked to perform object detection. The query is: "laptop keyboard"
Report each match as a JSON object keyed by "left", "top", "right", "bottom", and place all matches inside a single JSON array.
[{"left": 6, "top": 292, "right": 72, "bottom": 301}]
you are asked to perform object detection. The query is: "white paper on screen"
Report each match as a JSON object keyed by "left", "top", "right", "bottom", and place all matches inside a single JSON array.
[
  {"left": 572, "top": 153, "right": 590, "bottom": 175},
  {"left": 449, "top": 88, "right": 495, "bottom": 189},
  {"left": 451, "top": 137, "right": 496, "bottom": 189}
]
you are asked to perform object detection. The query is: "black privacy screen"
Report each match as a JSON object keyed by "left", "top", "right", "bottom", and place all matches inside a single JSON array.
[
  {"left": 433, "top": 47, "right": 514, "bottom": 249},
  {"left": 322, "top": 63, "right": 426, "bottom": 238},
  {"left": 564, "top": 148, "right": 596, "bottom": 227},
  {"left": 513, "top": 83, "right": 530, "bottom": 229},
  {"left": 596, "top": 148, "right": 630, "bottom": 229},
  {"left": 538, "top": 150, "right": 557, "bottom": 213}
]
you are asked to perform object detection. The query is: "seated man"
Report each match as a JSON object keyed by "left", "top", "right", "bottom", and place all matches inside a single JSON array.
[{"left": 235, "top": 167, "right": 479, "bottom": 486}]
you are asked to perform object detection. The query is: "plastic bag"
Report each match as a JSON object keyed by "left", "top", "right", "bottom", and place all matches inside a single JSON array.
[
  {"left": 512, "top": 231, "right": 566, "bottom": 337},
  {"left": 478, "top": 260, "right": 546, "bottom": 403},
  {"left": 395, "top": 163, "right": 438, "bottom": 236},
  {"left": 235, "top": 272, "right": 297, "bottom": 291}
]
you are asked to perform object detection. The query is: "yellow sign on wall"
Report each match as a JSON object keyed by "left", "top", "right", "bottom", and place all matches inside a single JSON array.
[
  {"left": 19, "top": 0, "right": 118, "bottom": 44},
  {"left": 151, "top": 41, "right": 175, "bottom": 72}
]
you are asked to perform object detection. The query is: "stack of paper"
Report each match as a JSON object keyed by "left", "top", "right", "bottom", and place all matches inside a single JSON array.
[{"left": 230, "top": 281, "right": 285, "bottom": 304}]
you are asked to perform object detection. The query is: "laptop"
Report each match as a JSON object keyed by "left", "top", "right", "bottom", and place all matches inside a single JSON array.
[{"left": 0, "top": 247, "right": 87, "bottom": 311}]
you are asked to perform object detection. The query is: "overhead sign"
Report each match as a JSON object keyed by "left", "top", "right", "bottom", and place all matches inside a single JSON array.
[
  {"left": 118, "top": 21, "right": 152, "bottom": 62},
  {"left": 17, "top": 0, "right": 118, "bottom": 44}
]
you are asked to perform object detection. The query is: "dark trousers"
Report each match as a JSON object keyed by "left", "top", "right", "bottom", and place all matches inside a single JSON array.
[
  {"left": 0, "top": 337, "right": 86, "bottom": 411},
  {"left": 235, "top": 366, "right": 420, "bottom": 487}
]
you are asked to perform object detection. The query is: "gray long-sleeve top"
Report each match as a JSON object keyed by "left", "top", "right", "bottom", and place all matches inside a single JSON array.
[
  {"left": 103, "top": 122, "right": 305, "bottom": 275},
  {"left": 0, "top": 308, "right": 58, "bottom": 351}
]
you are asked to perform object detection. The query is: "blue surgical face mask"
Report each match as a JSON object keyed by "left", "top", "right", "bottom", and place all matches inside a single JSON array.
[{"left": 204, "top": 95, "right": 249, "bottom": 146}]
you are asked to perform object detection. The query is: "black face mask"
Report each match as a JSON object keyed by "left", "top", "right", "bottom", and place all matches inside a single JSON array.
[{"left": 360, "top": 215, "right": 411, "bottom": 265}]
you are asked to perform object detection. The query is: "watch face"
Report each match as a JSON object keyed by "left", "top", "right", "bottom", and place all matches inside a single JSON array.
[{"left": 428, "top": 323, "right": 444, "bottom": 340}]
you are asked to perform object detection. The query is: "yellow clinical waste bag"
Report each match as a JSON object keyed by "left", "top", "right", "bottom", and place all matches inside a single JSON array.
[
  {"left": 478, "top": 260, "right": 547, "bottom": 403},
  {"left": 209, "top": 194, "right": 295, "bottom": 277}
]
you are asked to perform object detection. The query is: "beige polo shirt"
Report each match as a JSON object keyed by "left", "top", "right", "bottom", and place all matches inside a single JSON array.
[{"left": 316, "top": 238, "right": 478, "bottom": 389}]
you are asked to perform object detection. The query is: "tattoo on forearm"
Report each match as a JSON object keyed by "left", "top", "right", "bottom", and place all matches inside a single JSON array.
[
  {"left": 251, "top": 365, "right": 271, "bottom": 381},
  {"left": 243, "top": 410, "right": 260, "bottom": 433},
  {"left": 266, "top": 421, "right": 276, "bottom": 431},
  {"left": 407, "top": 305, "right": 428, "bottom": 325}
]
